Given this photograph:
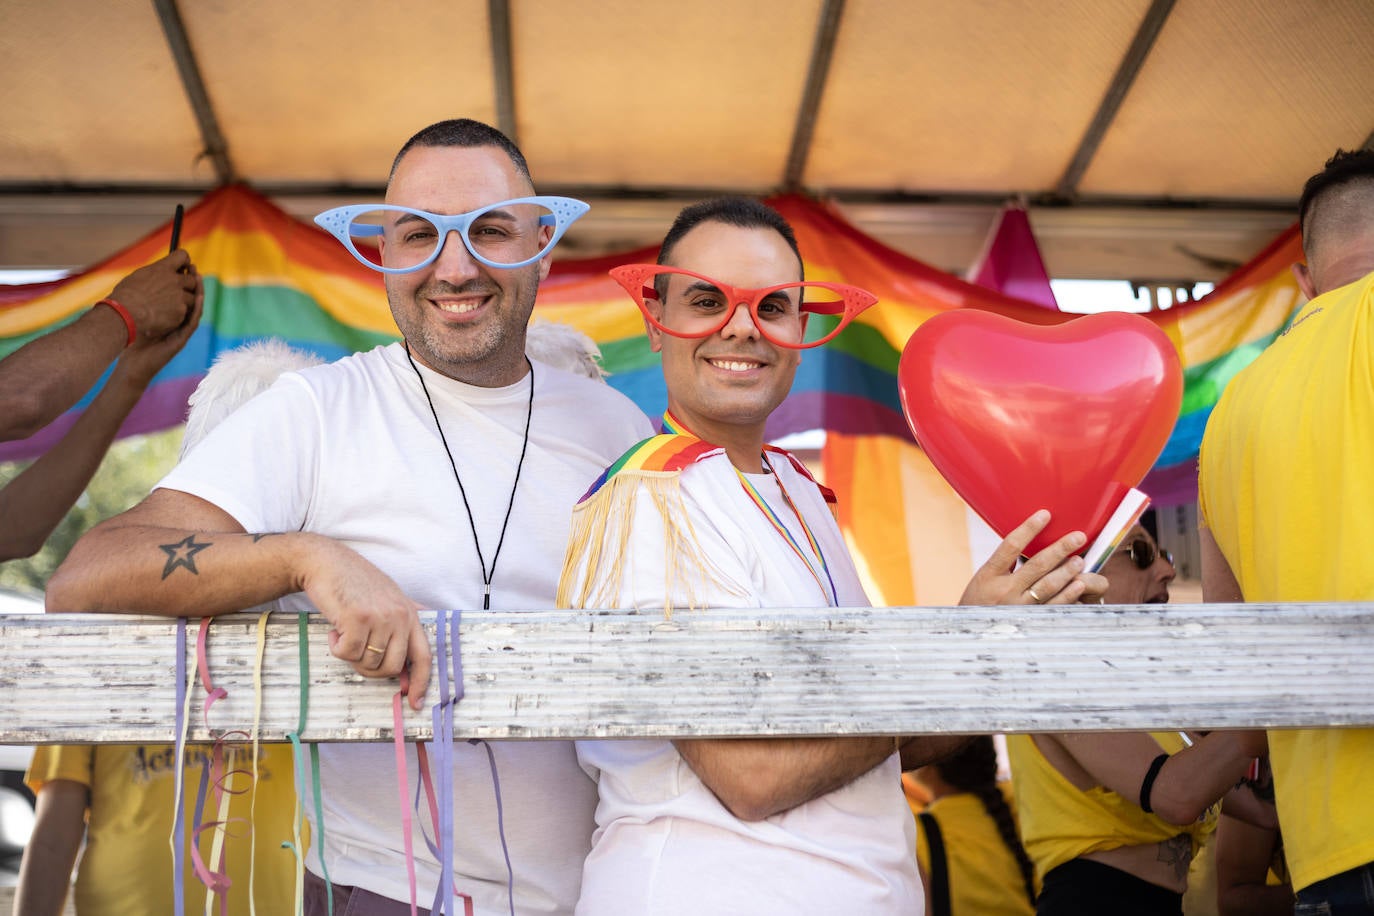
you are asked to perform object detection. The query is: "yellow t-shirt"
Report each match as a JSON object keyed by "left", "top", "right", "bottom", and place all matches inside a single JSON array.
[
  {"left": 914, "top": 783, "right": 1036, "bottom": 916},
  {"left": 27, "top": 743, "right": 306, "bottom": 916},
  {"left": 1199, "top": 270, "right": 1374, "bottom": 892},
  {"left": 1006, "top": 733, "right": 1216, "bottom": 884}
]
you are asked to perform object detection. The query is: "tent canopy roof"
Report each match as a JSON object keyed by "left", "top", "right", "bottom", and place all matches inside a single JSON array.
[{"left": 3, "top": 0, "right": 1371, "bottom": 280}]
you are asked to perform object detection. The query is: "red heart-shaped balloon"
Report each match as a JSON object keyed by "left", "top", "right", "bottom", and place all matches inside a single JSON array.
[{"left": 898, "top": 311, "right": 1182, "bottom": 558}]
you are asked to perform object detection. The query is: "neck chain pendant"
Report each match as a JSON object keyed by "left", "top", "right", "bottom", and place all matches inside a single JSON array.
[{"left": 404, "top": 342, "right": 534, "bottom": 611}]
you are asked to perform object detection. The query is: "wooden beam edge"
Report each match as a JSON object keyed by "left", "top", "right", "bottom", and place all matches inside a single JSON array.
[{"left": 4, "top": 603, "right": 1369, "bottom": 742}]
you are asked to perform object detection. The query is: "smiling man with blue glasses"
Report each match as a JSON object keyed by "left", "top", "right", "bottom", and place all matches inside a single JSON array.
[
  {"left": 49, "top": 119, "right": 653, "bottom": 915},
  {"left": 314, "top": 129, "right": 592, "bottom": 389},
  {"left": 316, "top": 196, "right": 589, "bottom": 275}
]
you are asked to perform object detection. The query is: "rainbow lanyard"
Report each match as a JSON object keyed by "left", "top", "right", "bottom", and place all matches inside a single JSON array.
[{"left": 662, "top": 412, "right": 838, "bottom": 606}]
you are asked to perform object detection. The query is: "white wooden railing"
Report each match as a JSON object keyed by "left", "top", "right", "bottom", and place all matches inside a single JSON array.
[{"left": 3, "top": 603, "right": 1370, "bottom": 744}]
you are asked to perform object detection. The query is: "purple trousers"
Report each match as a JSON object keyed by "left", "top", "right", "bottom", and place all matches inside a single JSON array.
[{"left": 304, "top": 870, "right": 432, "bottom": 916}]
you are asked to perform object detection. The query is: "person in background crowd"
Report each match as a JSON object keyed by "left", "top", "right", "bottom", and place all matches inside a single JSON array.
[
  {"left": 1199, "top": 147, "right": 1374, "bottom": 914},
  {"left": 1095, "top": 511, "right": 1174, "bottom": 605},
  {"left": 910, "top": 735, "right": 1036, "bottom": 916},
  {"left": 1214, "top": 756, "right": 1291, "bottom": 916},
  {"left": 1007, "top": 516, "right": 1269, "bottom": 916},
  {"left": 15, "top": 339, "right": 321, "bottom": 916},
  {"left": 0, "top": 252, "right": 201, "bottom": 560}
]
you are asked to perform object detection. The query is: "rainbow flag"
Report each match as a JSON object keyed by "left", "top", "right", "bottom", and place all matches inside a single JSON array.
[
  {"left": 0, "top": 185, "right": 398, "bottom": 463},
  {"left": 794, "top": 201, "right": 1301, "bottom": 601},
  {"left": 822, "top": 430, "right": 998, "bottom": 606},
  {"left": 544, "top": 194, "right": 1304, "bottom": 507},
  {"left": 2, "top": 186, "right": 1303, "bottom": 511},
  {"left": 535, "top": 196, "right": 1084, "bottom": 444}
]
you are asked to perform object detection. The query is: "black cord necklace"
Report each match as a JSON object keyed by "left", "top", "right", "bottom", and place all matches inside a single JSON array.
[{"left": 404, "top": 341, "right": 534, "bottom": 610}]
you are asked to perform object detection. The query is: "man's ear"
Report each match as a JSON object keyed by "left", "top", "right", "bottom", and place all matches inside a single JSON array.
[
  {"left": 644, "top": 316, "right": 664, "bottom": 354},
  {"left": 536, "top": 222, "right": 556, "bottom": 281},
  {"left": 1291, "top": 262, "right": 1316, "bottom": 301}
]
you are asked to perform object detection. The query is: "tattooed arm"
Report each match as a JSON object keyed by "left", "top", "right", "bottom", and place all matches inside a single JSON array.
[
  {"left": 51, "top": 489, "right": 294, "bottom": 612},
  {"left": 1036, "top": 730, "right": 1264, "bottom": 826},
  {"left": 46, "top": 487, "right": 433, "bottom": 707}
]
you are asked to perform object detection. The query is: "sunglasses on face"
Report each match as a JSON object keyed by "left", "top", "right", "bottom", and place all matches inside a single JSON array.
[{"left": 1121, "top": 538, "right": 1173, "bottom": 570}]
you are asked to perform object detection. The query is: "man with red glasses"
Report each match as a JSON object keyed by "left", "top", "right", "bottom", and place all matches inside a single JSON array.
[
  {"left": 559, "top": 197, "right": 1106, "bottom": 914},
  {"left": 1199, "top": 147, "right": 1374, "bottom": 914}
]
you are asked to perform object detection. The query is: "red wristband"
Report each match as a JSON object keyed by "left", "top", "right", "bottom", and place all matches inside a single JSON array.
[{"left": 95, "top": 298, "right": 137, "bottom": 347}]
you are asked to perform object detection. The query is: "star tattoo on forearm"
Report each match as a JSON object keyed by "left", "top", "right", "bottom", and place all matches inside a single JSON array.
[{"left": 159, "top": 535, "right": 211, "bottom": 580}]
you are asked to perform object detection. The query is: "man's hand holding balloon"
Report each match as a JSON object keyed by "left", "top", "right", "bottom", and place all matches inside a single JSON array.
[
  {"left": 898, "top": 310, "right": 1184, "bottom": 599},
  {"left": 959, "top": 509, "right": 1109, "bottom": 606}
]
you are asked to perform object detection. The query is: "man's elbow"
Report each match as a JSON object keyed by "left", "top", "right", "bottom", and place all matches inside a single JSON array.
[
  {"left": 1, "top": 393, "right": 55, "bottom": 442},
  {"left": 699, "top": 773, "right": 801, "bottom": 821},
  {"left": 674, "top": 739, "right": 815, "bottom": 821},
  {"left": 1149, "top": 792, "right": 1212, "bottom": 827},
  {"left": 44, "top": 566, "right": 76, "bottom": 612},
  {"left": 711, "top": 785, "right": 785, "bottom": 822},
  {"left": 44, "top": 549, "right": 94, "bottom": 612},
  {"left": 0, "top": 531, "right": 46, "bottom": 563}
]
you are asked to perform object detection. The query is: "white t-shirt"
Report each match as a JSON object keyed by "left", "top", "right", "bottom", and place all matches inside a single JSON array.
[
  {"left": 563, "top": 448, "right": 922, "bottom": 915},
  {"left": 159, "top": 342, "right": 653, "bottom": 914}
]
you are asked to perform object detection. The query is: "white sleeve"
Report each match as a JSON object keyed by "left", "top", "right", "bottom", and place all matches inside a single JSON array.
[{"left": 158, "top": 375, "right": 322, "bottom": 534}]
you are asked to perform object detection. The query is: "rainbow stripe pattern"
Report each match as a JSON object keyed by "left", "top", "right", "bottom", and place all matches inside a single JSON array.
[
  {"left": 577, "top": 433, "right": 720, "bottom": 504},
  {"left": 2, "top": 185, "right": 1304, "bottom": 508},
  {"left": 0, "top": 185, "right": 398, "bottom": 463},
  {"left": 537, "top": 196, "right": 1305, "bottom": 506}
]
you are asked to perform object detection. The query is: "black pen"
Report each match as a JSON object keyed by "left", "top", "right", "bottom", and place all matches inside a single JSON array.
[{"left": 169, "top": 203, "right": 184, "bottom": 254}]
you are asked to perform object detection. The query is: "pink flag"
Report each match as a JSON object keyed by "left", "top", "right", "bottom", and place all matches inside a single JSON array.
[{"left": 966, "top": 204, "right": 1059, "bottom": 310}]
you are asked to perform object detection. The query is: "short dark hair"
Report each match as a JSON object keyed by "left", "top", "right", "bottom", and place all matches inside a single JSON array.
[
  {"left": 1138, "top": 507, "right": 1158, "bottom": 544},
  {"left": 1298, "top": 148, "right": 1374, "bottom": 250},
  {"left": 657, "top": 197, "right": 804, "bottom": 281},
  {"left": 389, "top": 118, "right": 532, "bottom": 185}
]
